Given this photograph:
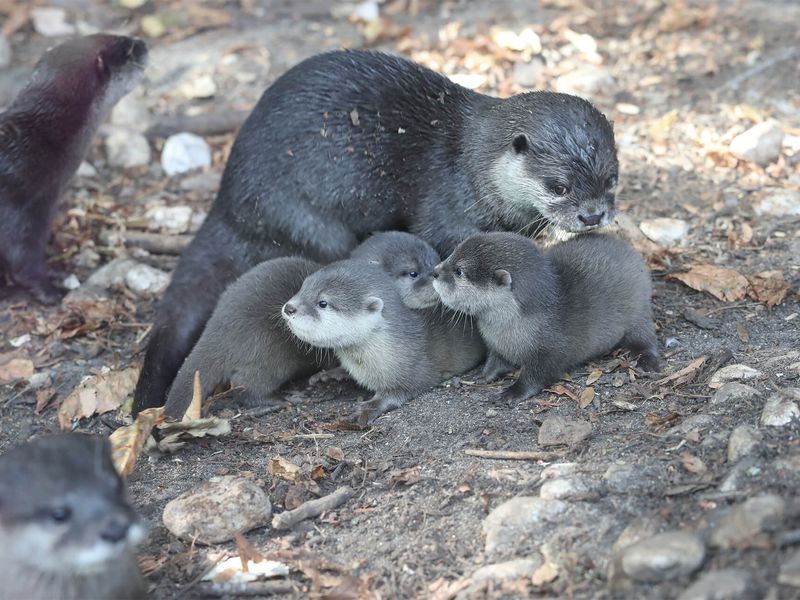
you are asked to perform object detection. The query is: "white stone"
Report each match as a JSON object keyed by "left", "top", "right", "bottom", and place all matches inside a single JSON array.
[
  {"left": 31, "top": 7, "right": 76, "bottom": 37},
  {"left": 760, "top": 395, "right": 799, "bottom": 427},
  {"left": 62, "top": 274, "right": 81, "bottom": 290},
  {"left": 711, "top": 382, "right": 761, "bottom": 405},
  {"left": 753, "top": 189, "right": 800, "bottom": 217},
  {"left": 162, "top": 476, "right": 272, "bottom": 544},
  {"left": 540, "top": 477, "right": 595, "bottom": 501},
  {"left": 538, "top": 416, "right": 592, "bottom": 447},
  {"left": 0, "top": 35, "right": 11, "bottom": 69},
  {"left": 180, "top": 74, "right": 217, "bottom": 99},
  {"left": 555, "top": 66, "right": 614, "bottom": 96},
  {"left": 84, "top": 258, "right": 140, "bottom": 290},
  {"left": 727, "top": 425, "right": 760, "bottom": 463},
  {"left": 161, "top": 132, "right": 212, "bottom": 176},
  {"left": 9, "top": 334, "right": 30, "bottom": 348},
  {"left": 730, "top": 120, "right": 783, "bottom": 165},
  {"left": 146, "top": 205, "right": 193, "bottom": 234},
  {"left": 76, "top": 161, "right": 98, "bottom": 178},
  {"left": 711, "top": 494, "right": 785, "bottom": 549},
  {"left": 482, "top": 496, "right": 568, "bottom": 556},
  {"left": 105, "top": 128, "right": 151, "bottom": 168},
  {"left": 708, "top": 364, "right": 762, "bottom": 389},
  {"left": 639, "top": 218, "right": 690, "bottom": 245},
  {"left": 124, "top": 264, "right": 170, "bottom": 297},
  {"left": 621, "top": 531, "right": 705, "bottom": 583},
  {"left": 678, "top": 569, "right": 751, "bottom": 600},
  {"left": 28, "top": 371, "right": 51, "bottom": 390}
]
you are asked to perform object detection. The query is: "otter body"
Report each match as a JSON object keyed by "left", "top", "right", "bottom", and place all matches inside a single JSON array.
[
  {"left": 0, "top": 35, "right": 147, "bottom": 304},
  {"left": 134, "top": 49, "right": 617, "bottom": 414},
  {"left": 163, "top": 257, "right": 330, "bottom": 419},
  {"left": 0, "top": 434, "right": 145, "bottom": 600},
  {"left": 283, "top": 260, "right": 485, "bottom": 424},
  {"left": 433, "top": 232, "right": 659, "bottom": 401}
]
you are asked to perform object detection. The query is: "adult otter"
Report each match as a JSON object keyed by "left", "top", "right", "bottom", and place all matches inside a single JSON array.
[
  {"left": 134, "top": 50, "right": 617, "bottom": 413},
  {"left": 0, "top": 34, "right": 148, "bottom": 304}
]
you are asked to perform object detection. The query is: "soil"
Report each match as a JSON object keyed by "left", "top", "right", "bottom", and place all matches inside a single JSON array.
[{"left": 1, "top": 0, "right": 799, "bottom": 598}]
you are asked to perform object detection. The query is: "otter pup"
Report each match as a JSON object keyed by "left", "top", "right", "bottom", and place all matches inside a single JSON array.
[
  {"left": 282, "top": 259, "right": 485, "bottom": 424},
  {"left": 433, "top": 232, "right": 659, "bottom": 400},
  {"left": 163, "top": 257, "right": 331, "bottom": 420},
  {"left": 134, "top": 49, "right": 617, "bottom": 414},
  {"left": 0, "top": 34, "right": 148, "bottom": 304},
  {"left": 0, "top": 433, "right": 146, "bottom": 600},
  {"left": 350, "top": 231, "right": 441, "bottom": 309}
]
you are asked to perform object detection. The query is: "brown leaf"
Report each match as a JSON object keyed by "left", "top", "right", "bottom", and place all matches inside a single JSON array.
[
  {"left": 736, "top": 323, "right": 750, "bottom": 343},
  {"left": 670, "top": 265, "right": 748, "bottom": 302},
  {"left": 727, "top": 222, "right": 753, "bottom": 248},
  {"left": 747, "top": 270, "right": 789, "bottom": 309},
  {"left": 579, "top": 387, "right": 595, "bottom": 408},
  {"left": 310, "top": 464, "right": 326, "bottom": 480},
  {"left": 0, "top": 358, "right": 34, "bottom": 384},
  {"left": 680, "top": 452, "right": 708, "bottom": 476},
  {"left": 235, "top": 533, "right": 265, "bottom": 572},
  {"left": 268, "top": 457, "right": 302, "bottom": 482},
  {"left": 58, "top": 367, "right": 139, "bottom": 429},
  {"left": 326, "top": 446, "right": 345, "bottom": 462},
  {"left": 548, "top": 384, "right": 578, "bottom": 402},
  {"left": 586, "top": 369, "right": 602, "bottom": 385},
  {"left": 645, "top": 411, "right": 681, "bottom": 431},
  {"left": 109, "top": 407, "right": 165, "bottom": 478},
  {"left": 532, "top": 561, "right": 559, "bottom": 586},
  {"left": 655, "top": 356, "right": 707, "bottom": 387},
  {"left": 34, "top": 388, "right": 55, "bottom": 413},
  {"left": 389, "top": 466, "right": 422, "bottom": 488}
]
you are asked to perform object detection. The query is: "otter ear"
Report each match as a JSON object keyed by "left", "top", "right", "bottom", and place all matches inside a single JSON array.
[
  {"left": 365, "top": 296, "right": 384, "bottom": 313},
  {"left": 512, "top": 133, "right": 529, "bottom": 154},
  {"left": 493, "top": 269, "right": 512, "bottom": 288}
]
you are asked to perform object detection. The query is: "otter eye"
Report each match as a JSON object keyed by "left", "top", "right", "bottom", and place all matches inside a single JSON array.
[
  {"left": 318, "top": 300, "right": 328, "bottom": 309},
  {"left": 605, "top": 175, "right": 618, "bottom": 189},
  {"left": 455, "top": 268, "right": 463, "bottom": 277},
  {"left": 551, "top": 184, "right": 569, "bottom": 196},
  {"left": 50, "top": 506, "right": 72, "bottom": 523},
  {"left": 409, "top": 271, "right": 418, "bottom": 279}
]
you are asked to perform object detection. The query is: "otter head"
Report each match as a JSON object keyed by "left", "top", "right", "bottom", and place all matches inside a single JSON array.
[
  {"left": 282, "top": 262, "right": 386, "bottom": 349},
  {"left": 351, "top": 232, "right": 441, "bottom": 309},
  {"left": 433, "top": 233, "right": 539, "bottom": 316},
  {"left": 0, "top": 434, "right": 145, "bottom": 575},
  {"left": 29, "top": 34, "right": 148, "bottom": 117},
  {"left": 484, "top": 92, "right": 618, "bottom": 236}
]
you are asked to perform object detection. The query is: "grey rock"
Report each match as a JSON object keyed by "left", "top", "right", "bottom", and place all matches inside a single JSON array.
[
  {"left": 555, "top": 66, "right": 614, "bottom": 96},
  {"left": 483, "top": 496, "right": 568, "bottom": 556},
  {"left": 727, "top": 425, "right": 761, "bottom": 463},
  {"left": 711, "top": 383, "right": 761, "bottom": 406},
  {"left": 753, "top": 189, "right": 800, "bottom": 217},
  {"left": 80, "top": 258, "right": 139, "bottom": 291},
  {"left": 730, "top": 120, "right": 783, "bottom": 165},
  {"left": 163, "top": 476, "right": 272, "bottom": 544},
  {"left": 678, "top": 569, "right": 752, "bottom": 600},
  {"left": 539, "top": 476, "right": 597, "bottom": 501},
  {"left": 620, "top": 531, "right": 705, "bottom": 583},
  {"left": 718, "top": 458, "right": 757, "bottom": 494},
  {"left": 639, "top": 218, "right": 689, "bottom": 245},
  {"left": 180, "top": 170, "right": 222, "bottom": 193},
  {"left": 161, "top": 132, "right": 212, "bottom": 176},
  {"left": 105, "top": 128, "right": 151, "bottom": 168},
  {"left": 28, "top": 371, "right": 52, "bottom": 390},
  {"left": 146, "top": 205, "right": 193, "bottom": 234},
  {"left": 604, "top": 462, "right": 663, "bottom": 495},
  {"left": 538, "top": 416, "right": 592, "bottom": 447},
  {"left": 540, "top": 462, "right": 579, "bottom": 480},
  {"left": 778, "top": 549, "right": 800, "bottom": 588},
  {"left": 670, "top": 414, "right": 715, "bottom": 436},
  {"left": 76, "top": 161, "right": 98, "bottom": 178},
  {"left": 711, "top": 494, "right": 785, "bottom": 549},
  {"left": 708, "top": 364, "right": 762, "bottom": 389},
  {"left": 773, "top": 453, "right": 800, "bottom": 473},
  {"left": 124, "top": 264, "right": 170, "bottom": 297},
  {"left": 110, "top": 93, "right": 151, "bottom": 132},
  {"left": 470, "top": 558, "right": 540, "bottom": 584},
  {"left": 760, "top": 394, "right": 799, "bottom": 427}
]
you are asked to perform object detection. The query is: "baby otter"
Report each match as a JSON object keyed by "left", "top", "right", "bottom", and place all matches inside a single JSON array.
[
  {"left": 433, "top": 232, "right": 659, "bottom": 400},
  {"left": 0, "top": 433, "right": 146, "bottom": 600},
  {"left": 134, "top": 49, "right": 617, "bottom": 414},
  {"left": 350, "top": 231, "right": 441, "bottom": 309},
  {"left": 282, "top": 259, "right": 485, "bottom": 424},
  {"left": 0, "top": 34, "right": 148, "bottom": 304},
  {"left": 163, "top": 257, "right": 331, "bottom": 420}
]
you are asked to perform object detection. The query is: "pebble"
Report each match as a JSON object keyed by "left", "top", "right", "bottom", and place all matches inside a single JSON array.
[
  {"left": 760, "top": 394, "right": 799, "bottom": 427},
  {"left": 779, "top": 549, "right": 800, "bottom": 588},
  {"left": 470, "top": 558, "right": 540, "bottom": 584},
  {"left": 730, "top": 120, "right": 784, "bottom": 165},
  {"left": 710, "top": 494, "right": 785, "bottom": 549},
  {"left": 677, "top": 569, "right": 752, "bottom": 600},
  {"left": 110, "top": 94, "right": 151, "bottom": 132},
  {"left": 62, "top": 274, "right": 81, "bottom": 290},
  {"left": 718, "top": 458, "right": 755, "bottom": 494},
  {"left": 711, "top": 382, "right": 761, "bottom": 405},
  {"left": 31, "top": 7, "right": 75, "bottom": 37},
  {"left": 708, "top": 364, "right": 762, "bottom": 389},
  {"left": 146, "top": 205, "right": 193, "bottom": 234},
  {"left": 28, "top": 371, "right": 52, "bottom": 390},
  {"left": 620, "top": 531, "right": 705, "bottom": 583},
  {"left": 538, "top": 416, "right": 592, "bottom": 447},
  {"left": 180, "top": 73, "right": 217, "bottom": 99},
  {"left": 604, "top": 462, "right": 662, "bottom": 495},
  {"left": 0, "top": 35, "right": 11, "bottom": 69},
  {"left": 539, "top": 476, "right": 596, "bottom": 501},
  {"left": 540, "top": 462, "right": 579, "bottom": 480},
  {"left": 162, "top": 476, "right": 272, "bottom": 544},
  {"left": 124, "top": 264, "right": 170, "bottom": 297},
  {"left": 161, "top": 132, "right": 212, "bottom": 176},
  {"left": 555, "top": 66, "right": 614, "bottom": 96},
  {"left": 482, "top": 496, "right": 567, "bottom": 556},
  {"left": 180, "top": 170, "right": 222, "bottom": 193},
  {"left": 727, "top": 425, "right": 761, "bottom": 463},
  {"left": 105, "top": 128, "right": 151, "bottom": 168},
  {"left": 83, "top": 258, "right": 140, "bottom": 290},
  {"left": 639, "top": 218, "right": 689, "bottom": 245},
  {"left": 753, "top": 189, "right": 800, "bottom": 218},
  {"left": 670, "top": 414, "right": 715, "bottom": 436},
  {"left": 76, "top": 161, "right": 98, "bottom": 178}
]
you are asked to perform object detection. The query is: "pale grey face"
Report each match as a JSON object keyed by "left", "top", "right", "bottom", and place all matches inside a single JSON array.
[{"left": 432, "top": 257, "right": 516, "bottom": 317}]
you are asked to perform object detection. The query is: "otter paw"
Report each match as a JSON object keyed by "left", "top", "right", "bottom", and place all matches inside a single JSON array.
[
  {"left": 498, "top": 381, "right": 542, "bottom": 402},
  {"left": 635, "top": 352, "right": 661, "bottom": 373},
  {"left": 309, "top": 366, "right": 351, "bottom": 385}
]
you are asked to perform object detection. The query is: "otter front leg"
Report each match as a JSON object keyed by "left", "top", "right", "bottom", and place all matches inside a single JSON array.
[
  {"left": 2, "top": 225, "right": 64, "bottom": 305},
  {"left": 480, "top": 351, "right": 516, "bottom": 382},
  {"left": 499, "top": 365, "right": 547, "bottom": 402},
  {"left": 355, "top": 390, "right": 415, "bottom": 426}
]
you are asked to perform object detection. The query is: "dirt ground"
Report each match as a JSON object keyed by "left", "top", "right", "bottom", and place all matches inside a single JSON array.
[{"left": 1, "top": 0, "right": 799, "bottom": 598}]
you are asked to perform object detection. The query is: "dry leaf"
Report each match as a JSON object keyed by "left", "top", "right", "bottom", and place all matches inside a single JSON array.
[
  {"left": 645, "top": 411, "right": 681, "bottom": 431},
  {"left": 531, "top": 561, "right": 559, "bottom": 586},
  {"left": 579, "top": 387, "right": 595, "bottom": 408},
  {"left": 727, "top": 222, "right": 753, "bottom": 248},
  {"left": 183, "top": 371, "right": 202, "bottom": 421},
  {"left": 269, "top": 457, "right": 302, "bottom": 482},
  {"left": 549, "top": 384, "right": 578, "bottom": 402},
  {"left": 0, "top": 358, "right": 34, "bottom": 384},
  {"left": 655, "top": 356, "right": 707, "bottom": 387},
  {"left": 680, "top": 452, "right": 708, "bottom": 476},
  {"left": 235, "top": 533, "right": 265, "bottom": 571},
  {"left": 747, "top": 270, "right": 789, "bottom": 309},
  {"left": 110, "top": 407, "right": 165, "bottom": 477},
  {"left": 670, "top": 265, "right": 748, "bottom": 302},
  {"left": 586, "top": 369, "right": 602, "bottom": 385},
  {"left": 326, "top": 446, "right": 345, "bottom": 462},
  {"left": 152, "top": 417, "right": 231, "bottom": 453},
  {"left": 736, "top": 323, "right": 750, "bottom": 343},
  {"left": 58, "top": 367, "right": 139, "bottom": 429}
]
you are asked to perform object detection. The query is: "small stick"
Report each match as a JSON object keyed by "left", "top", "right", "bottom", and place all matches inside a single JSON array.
[
  {"left": 271, "top": 486, "right": 353, "bottom": 530},
  {"left": 146, "top": 110, "right": 251, "bottom": 139},
  {"left": 100, "top": 230, "right": 192, "bottom": 254},
  {"left": 464, "top": 449, "right": 566, "bottom": 461}
]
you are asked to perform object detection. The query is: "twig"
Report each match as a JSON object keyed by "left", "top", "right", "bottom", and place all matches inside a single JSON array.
[
  {"left": 271, "top": 486, "right": 353, "bottom": 530},
  {"left": 99, "top": 230, "right": 192, "bottom": 255},
  {"left": 146, "top": 110, "right": 251, "bottom": 139},
  {"left": 242, "top": 404, "right": 289, "bottom": 418},
  {"left": 464, "top": 449, "right": 565, "bottom": 461}
]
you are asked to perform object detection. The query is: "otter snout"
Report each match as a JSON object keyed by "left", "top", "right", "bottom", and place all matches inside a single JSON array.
[
  {"left": 282, "top": 302, "right": 297, "bottom": 317},
  {"left": 578, "top": 211, "right": 605, "bottom": 227}
]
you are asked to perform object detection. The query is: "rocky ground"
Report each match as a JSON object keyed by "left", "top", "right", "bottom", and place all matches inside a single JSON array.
[{"left": 1, "top": 0, "right": 799, "bottom": 598}]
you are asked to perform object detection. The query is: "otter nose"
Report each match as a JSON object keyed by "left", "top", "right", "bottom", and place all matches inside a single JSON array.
[
  {"left": 432, "top": 265, "right": 441, "bottom": 279},
  {"left": 100, "top": 517, "right": 130, "bottom": 543},
  {"left": 578, "top": 212, "right": 604, "bottom": 227},
  {"left": 282, "top": 302, "right": 297, "bottom": 316}
]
